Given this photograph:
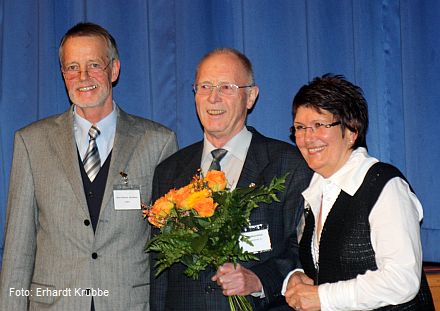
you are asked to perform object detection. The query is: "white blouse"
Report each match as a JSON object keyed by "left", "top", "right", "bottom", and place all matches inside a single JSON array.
[{"left": 283, "top": 148, "right": 423, "bottom": 310}]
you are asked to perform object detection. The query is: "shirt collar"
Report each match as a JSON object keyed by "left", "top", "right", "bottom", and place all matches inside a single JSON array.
[
  {"left": 73, "top": 102, "right": 117, "bottom": 145},
  {"left": 202, "top": 126, "right": 252, "bottom": 164},
  {"left": 303, "top": 147, "right": 378, "bottom": 203}
]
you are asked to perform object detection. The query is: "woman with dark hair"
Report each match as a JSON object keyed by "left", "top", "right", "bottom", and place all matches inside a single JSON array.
[{"left": 283, "top": 74, "right": 434, "bottom": 310}]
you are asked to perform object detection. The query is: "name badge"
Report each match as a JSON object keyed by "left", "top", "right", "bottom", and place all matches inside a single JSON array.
[
  {"left": 240, "top": 224, "right": 272, "bottom": 254},
  {"left": 113, "top": 188, "right": 141, "bottom": 210},
  {"left": 113, "top": 171, "right": 141, "bottom": 210}
]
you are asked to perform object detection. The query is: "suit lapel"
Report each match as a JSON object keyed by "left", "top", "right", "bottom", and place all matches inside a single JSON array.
[
  {"left": 51, "top": 107, "right": 143, "bottom": 225},
  {"left": 100, "top": 107, "right": 140, "bottom": 213},
  {"left": 237, "top": 129, "right": 270, "bottom": 188},
  {"left": 51, "top": 107, "right": 89, "bottom": 215},
  {"left": 175, "top": 143, "right": 203, "bottom": 187}
]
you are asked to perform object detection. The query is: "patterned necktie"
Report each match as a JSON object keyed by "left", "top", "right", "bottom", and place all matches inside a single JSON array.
[
  {"left": 208, "top": 148, "right": 228, "bottom": 171},
  {"left": 83, "top": 125, "right": 101, "bottom": 181}
]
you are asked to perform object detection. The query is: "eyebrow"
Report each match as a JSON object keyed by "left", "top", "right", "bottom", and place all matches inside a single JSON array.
[{"left": 294, "top": 119, "right": 333, "bottom": 124}]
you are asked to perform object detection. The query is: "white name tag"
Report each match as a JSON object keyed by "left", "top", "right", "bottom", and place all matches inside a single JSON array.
[
  {"left": 113, "top": 189, "right": 141, "bottom": 210},
  {"left": 240, "top": 224, "right": 272, "bottom": 254}
]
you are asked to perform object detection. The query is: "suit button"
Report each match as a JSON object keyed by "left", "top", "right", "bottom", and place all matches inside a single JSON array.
[
  {"left": 84, "top": 219, "right": 90, "bottom": 226},
  {"left": 205, "top": 284, "right": 215, "bottom": 293},
  {"left": 92, "top": 252, "right": 98, "bottom": 259},
  {"left": 88, "top": 191, "right": 94, "bottom": 198}
]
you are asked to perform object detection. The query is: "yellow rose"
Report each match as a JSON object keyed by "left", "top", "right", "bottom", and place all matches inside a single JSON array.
[{"left": 180, "top": 188, "right": 211, "bottom": 210}]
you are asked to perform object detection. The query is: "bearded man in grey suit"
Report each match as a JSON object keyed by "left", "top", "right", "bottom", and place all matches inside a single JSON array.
[
  {"left": 150, "top": 48, "right": 312, "bottom": 310},
  {"left": 0, "top": 22, "right": 178, "bottom": 310}
]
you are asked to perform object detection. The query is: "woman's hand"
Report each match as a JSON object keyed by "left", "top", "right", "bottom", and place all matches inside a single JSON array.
[{"left": 285, "top": 272, "right": 320, "bottom": 311}]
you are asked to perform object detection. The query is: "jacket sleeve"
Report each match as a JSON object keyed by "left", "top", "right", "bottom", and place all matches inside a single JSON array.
[
  {"left": 149, "top": 164, "right": 170, "bottom": 311},
  {"left": 0, "top": 132, "right": 37, "bottom": 310},
  {"left": 250, "top": 150, "right": 312, "bottom": 308}
]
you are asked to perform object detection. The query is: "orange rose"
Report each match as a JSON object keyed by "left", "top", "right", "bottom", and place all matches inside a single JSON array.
[
  {"left": 150, "top": 196, "right": 174, "bottom": 218},
  {"left": 204, "top": 170, "right": 227, "bottom": 191},
  {"left": 148, "top": 215, "right": 165, "bottom": 228},
  {"left": 193, "top": 197, "right": 217, "bottom": 217},
  {"left": 147, "top": 195, "right": 175, "bottom": 228},
  {"left": 168, "top": 186, "right": 192, "bottom": 208}
]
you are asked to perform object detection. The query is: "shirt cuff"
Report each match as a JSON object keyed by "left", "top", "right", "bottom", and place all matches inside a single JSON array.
[
  {"left": 251, "top": 287, "right": 265, "bottom": 298},
  {"left": 281, "top": 268, "right": 304, "bottom": 295}
]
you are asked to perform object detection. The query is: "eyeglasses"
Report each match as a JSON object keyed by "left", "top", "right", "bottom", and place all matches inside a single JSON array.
[
  {"left": 193, "top": 82, "right": 254, "bottom": 96},
  {"left": 291, "top": 121, "right": 341, "bottom": 135},
  {"left": 61, "top": 60, "right": 113, "bottom": 80}
]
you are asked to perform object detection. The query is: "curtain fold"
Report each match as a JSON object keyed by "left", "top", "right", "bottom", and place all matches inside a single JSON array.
[{"left": 1, "top": 0, "right": 439, "bottom": 263}]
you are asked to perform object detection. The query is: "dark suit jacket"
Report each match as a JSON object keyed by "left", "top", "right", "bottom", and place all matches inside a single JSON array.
[{"left": 150, "top": 127, "right": 312, "bottom": 311}]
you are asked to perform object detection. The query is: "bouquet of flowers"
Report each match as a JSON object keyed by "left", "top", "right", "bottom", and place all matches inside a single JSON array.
[{"left": 144, "top": 170, "right": 286, "bottom": 311}]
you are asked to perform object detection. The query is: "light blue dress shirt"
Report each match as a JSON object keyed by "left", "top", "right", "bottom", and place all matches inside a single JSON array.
[{"left": 73, "top": 103, "right": 117, "bottom": 165}]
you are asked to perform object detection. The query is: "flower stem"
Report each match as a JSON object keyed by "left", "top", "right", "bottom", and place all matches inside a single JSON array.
[{"left": 228, "top": 295, "right": 253, "bottom": 311}]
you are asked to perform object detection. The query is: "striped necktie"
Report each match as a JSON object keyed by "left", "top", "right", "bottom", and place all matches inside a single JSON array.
[
  {"left": 208, "top": 148, "right": 228, "bottom": 171},
  {"left": 83, "top": 125, "right": 101, "bottom": 181}
]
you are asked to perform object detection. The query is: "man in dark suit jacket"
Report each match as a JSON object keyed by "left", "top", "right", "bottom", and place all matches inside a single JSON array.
[{"left": 150, "top": 48, "right": 312, "bottom": 310}]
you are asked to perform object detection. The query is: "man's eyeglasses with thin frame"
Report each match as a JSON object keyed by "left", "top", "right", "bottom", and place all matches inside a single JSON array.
[
  {"left": 61, "top": 59, "right": 113, "bottom": 80},
  {"left": 291, "top": 121, "right": 341, "bottom": 135},
  {"left": 193, "top": 82, "right": 254, "bottom": 96}
]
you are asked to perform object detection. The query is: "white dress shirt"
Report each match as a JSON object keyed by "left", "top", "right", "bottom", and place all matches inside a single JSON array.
[
  {"left": 73, "top": 103, "right": 117, "bottom": 165},
  {"left": 201, "top": 126, "right": 252, "bottom": 189},
  {"left": 283, "top": 147, "right": 423, "bottom": 310}
]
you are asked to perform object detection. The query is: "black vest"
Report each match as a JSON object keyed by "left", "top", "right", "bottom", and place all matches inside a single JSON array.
[
  {"left": 299, "top": 162, "right": 434, "bottom": 310},
  {"left": 78, "top": 151, "right": 112, "bottom": 232}
]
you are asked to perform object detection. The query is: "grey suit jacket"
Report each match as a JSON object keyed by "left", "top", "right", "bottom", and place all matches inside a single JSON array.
[
  {"left": 150, "top": 127, "right": 312, "bottom": 311},
  {"left": 0, "top": 106, "right": 178, "bottom": 311}
]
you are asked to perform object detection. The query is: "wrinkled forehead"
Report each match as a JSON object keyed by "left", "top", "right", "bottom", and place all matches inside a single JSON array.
[{"left": 60, "top": 35, "right": 110, "bottom": 63}]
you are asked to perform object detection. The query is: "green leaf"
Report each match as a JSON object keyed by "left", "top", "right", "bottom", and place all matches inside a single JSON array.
[
  {"left": 195, "top": 217, "right": 211, "bottom": 228},
  {"left": 191, "top": 233, "right": 209, "bottom": 253}
]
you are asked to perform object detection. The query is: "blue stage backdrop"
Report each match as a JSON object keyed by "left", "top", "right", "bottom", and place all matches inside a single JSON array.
[{"left": 1, "top": 0, "right": 439, "bottom": 264}]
